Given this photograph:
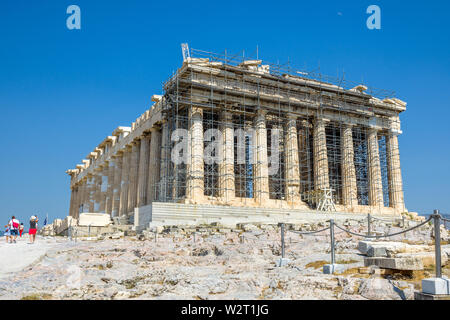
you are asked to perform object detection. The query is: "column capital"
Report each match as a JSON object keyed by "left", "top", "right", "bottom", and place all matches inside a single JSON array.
[
  {"left": 388, "top": 128, "right": 402, "bottom": 136},
  {"left": 342, "top": 122, "right": 355, "bottom": 128},
  {"left": 140, "top": 132, "right": 151, "bottom": 141},
  {"left": 314, "top": 117, "right": 330, "bottom": 124},
  {"left": 368, "top": 126, "right": 380, "bottom": 134},
  {"left": 149, "top": 126, "right": 161, "bottom": 133},
  {"left": 286, "top": 114, "right": 298, "bottom": 121},
  {"left": 93, "top": 166, "right": 103, "bottom": 173},
  {"left": 256, "top": 109, "right": 267, "bottom": 116},
  {"left": 131, "top": 138, "right": 141, "bottom": 145},
  {"left": 190, "top": 105, "right": 203, "bottom": 114},
  {"left": 300, "top": 119, "right": 312, "bottom": 128},
  {"left": 220, "top": 110, "right": 233, "bottom": 121}
]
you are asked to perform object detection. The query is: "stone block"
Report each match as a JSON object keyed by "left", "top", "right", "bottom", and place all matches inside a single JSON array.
[
  {"left": 364, "top": 257, "right": 423, "bottom": 270},
  {"left": 367, "top": 246, "right": 387, "bottom": 257},
  {"left": 414, "top": 292, "right": 450, "bottom": 300},
  {"left": 78, "top": 213, "right": 112, "bottom": 227},
  {"left": 358, "top": 240, "right": 432, "bottom": 257},
  {"left": 358, "top": 241, "right": 374, "bottom": 254},
  {"left": 396, "top": 252, "right": 448, "bottom": 267},
  {"left": 422, "top": 278, "right": 450, "bottom": 295},
  {"left": 276, "top": 258, "right": 290, "bottom": 267},
  {"left": 358, "top": 267, "right": 371, "bottom": 274},
  {"left": 323, "top": 264, "right": 345, "bottom": 274}
]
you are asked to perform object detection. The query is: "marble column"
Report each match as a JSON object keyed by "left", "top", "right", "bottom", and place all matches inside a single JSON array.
[
  {"left": 74, "top": 185, "right": 81, "bottom": 219},
  {"left": 386, "top": 132, "right": 404, "bottom": 211},
  {"left": 137, "top": 134, "right": 151, "bottom": 207},
  {"left": 99, "top": 166, "right": 108, "bottom": 213},
  {"left": 284, "top": 116, "right": 302, "bottom": 203},
  {"left": 79, "top": 178, "right": 87, "bottom": 213},
  {"left": 127, "top": 140, "right": 141, "bottom": 213},
  {"left": 341, "top": 124, "right": 358, "bottom": 206},
  {"left": 148, "top": 127, "right": 161, "bottom": 203},
  {"left": 119, "top": 146, "right": 131, "bottom": 216},
  {"left": 69, "top": 186, "right": 76, "bottom": 218},
  {"left": 159, "top": 120, "right": 170, "bottom": 201},
  {"left": 219, "top": 111, "right": 235, "bottom": 201},
  {"left": 93, "top": 172, "right": 103, "bottom": 213},
  {"left": 111, "top": 153, "right": 123, "bottom": 217},
  {"left": 297, "top": 120, "right": 311, "bottom": 194},
  {"left": 86, "top": 174, "right": 95, "bottom": 212},
  {"left": 186, "top": 106, "right": 205, "bottom": 202},
  {"left": 367, "top": 128, "right": 384, "bottom": 207},
  {"left": 105, "top": 160, "right": 115, "bottom": 215},
  {"left": 313, "top": 118, "right": 330, "bottom": 190},
  {"left": 253, "top": 110, "right": 270, "bottom": 203}
]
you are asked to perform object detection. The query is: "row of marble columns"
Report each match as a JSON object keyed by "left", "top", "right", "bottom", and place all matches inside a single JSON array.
[
  {"left": 183, "top": 108, "right": 404, "bottom": 210},
  {"left": 70, "top": 126, "right": 164, "bottom": 219},
  {"left": 69, "top": 107, "right": 405, "bottom": 218}
]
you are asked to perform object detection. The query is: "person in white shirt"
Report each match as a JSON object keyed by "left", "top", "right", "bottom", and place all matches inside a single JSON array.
[{"left": 8, "top": 216, "right": 20, "bottom": 243}]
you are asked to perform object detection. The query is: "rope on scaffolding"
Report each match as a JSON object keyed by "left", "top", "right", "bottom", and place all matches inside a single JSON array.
[{"left": 334, "top": 216, "right": 432, "bottom": 238}]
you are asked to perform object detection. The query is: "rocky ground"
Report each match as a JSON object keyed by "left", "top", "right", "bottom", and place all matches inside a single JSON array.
[{"left": 0, "top": 219, "right": 448, "bottom": 300}]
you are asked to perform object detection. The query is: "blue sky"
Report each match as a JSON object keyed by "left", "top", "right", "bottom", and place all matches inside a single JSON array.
[{"left": 0, "top": 0, "right": 449, "bottom": 225}]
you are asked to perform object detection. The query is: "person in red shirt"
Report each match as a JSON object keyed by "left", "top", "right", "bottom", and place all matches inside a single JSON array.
[{"left": 19, "top": 223, "right": 24, "bottom": 237}]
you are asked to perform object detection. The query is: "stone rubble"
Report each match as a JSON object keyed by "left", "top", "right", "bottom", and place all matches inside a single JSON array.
[{"left": 1, "top": 219, "right": 448, "bottom": 300}]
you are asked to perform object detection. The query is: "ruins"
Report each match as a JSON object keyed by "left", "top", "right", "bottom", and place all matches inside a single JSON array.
[{"left": 66, "top": 45, "right": 407, "bottom": 230}]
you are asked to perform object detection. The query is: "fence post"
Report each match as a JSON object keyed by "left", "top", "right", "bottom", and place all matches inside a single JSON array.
[
  {"left": 367, "top": 214, "right": 371, "bottom": 237},
  {"left": 88, "top": 224, "right": 91, "bottom": 237},
  {"left": 330, "top": 219, "right": 335, "bottom": 265},
  {"left": 433, "top": 209, "right": 442, "bottom": 278},
  {"left": 281, "top": 223, "right": 285, "bottom": 259}
]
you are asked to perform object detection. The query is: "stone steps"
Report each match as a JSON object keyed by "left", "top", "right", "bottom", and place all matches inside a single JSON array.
[{"left": 142, "top": 202, "right": 400, "bottom": 229}]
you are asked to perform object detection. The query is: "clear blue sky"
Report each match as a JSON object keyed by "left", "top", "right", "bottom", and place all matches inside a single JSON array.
[{"left": 0, "top": 0, "right": 449, "bottom": 225}]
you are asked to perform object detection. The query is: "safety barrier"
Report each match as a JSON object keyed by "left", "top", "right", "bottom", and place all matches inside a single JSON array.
[{"left": 277, "top": 210, "right": 446, "bottom": 279}]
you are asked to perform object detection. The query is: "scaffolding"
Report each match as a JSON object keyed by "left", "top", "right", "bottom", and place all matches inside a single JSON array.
[{"left": 154, "top": 45, "right": 404, "bottom": 212}]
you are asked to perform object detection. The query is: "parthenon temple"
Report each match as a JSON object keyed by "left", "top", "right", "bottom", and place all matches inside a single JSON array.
[{"left": 67, "top": 46, "right": 407, "bottom": 229}]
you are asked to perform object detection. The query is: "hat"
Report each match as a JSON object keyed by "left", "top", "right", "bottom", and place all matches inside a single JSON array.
[{"left": 30, "top": 216, "right": 36, "bottom": 220}]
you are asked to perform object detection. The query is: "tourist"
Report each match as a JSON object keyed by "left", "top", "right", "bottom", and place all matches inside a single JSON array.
[
  {"left": 4, "top": 225, "right": 11, "bottom": 243},
  {"left": 8, "top": 216, "right": 20, "bottom": 243},
  {"left": 29, "top": 216, "right": 38, "bottom": 244},
  {"left": 19, "top": 223, "right": 24, "bottom": 238}
]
